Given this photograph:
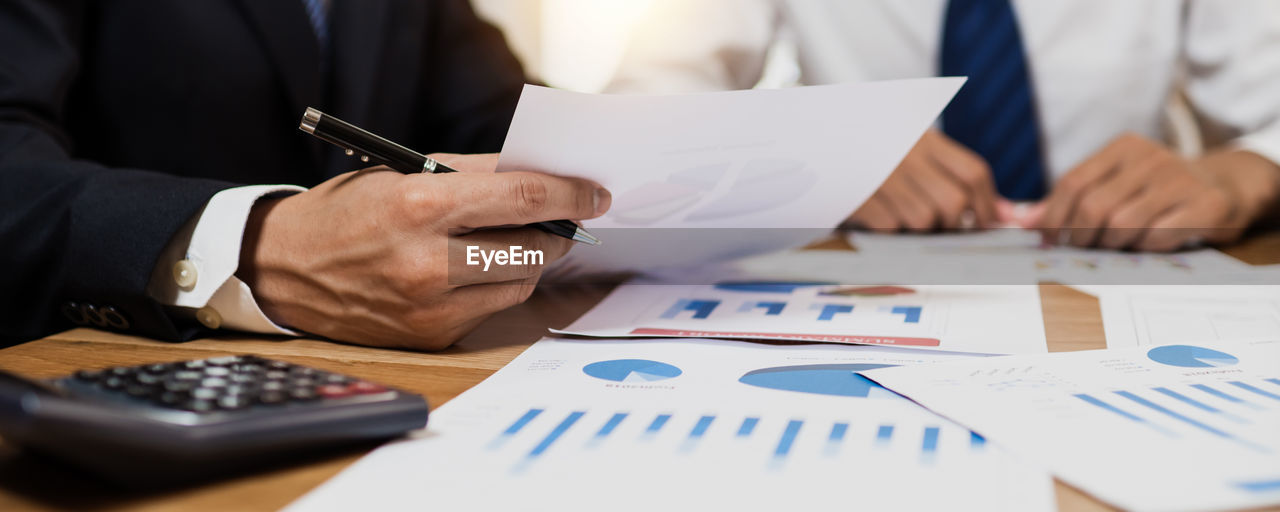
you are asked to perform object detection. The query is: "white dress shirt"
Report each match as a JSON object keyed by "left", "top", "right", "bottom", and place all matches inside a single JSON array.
[
  {"left": 607, "top": 0, "right": 1280, "bottom": 179},
  {"left": 147, "top": 185, "right": 305, "bottom": 336}
]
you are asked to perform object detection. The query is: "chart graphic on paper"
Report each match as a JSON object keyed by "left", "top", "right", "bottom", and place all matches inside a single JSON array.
[
  {"left": 739, "top": 364, "right": 901, "bottom": 399},
  {"left": 582, "top": 359, "right": 683, "bottom": 382},
  {"left": 862, "top": 340, "right": 1280, "bottom": 511},
  {"left": 1147, "top": 345, "right": 1240, "bottom": 368},
  {"left": 637, "top": 282, "right": 943, "bottom": 347},
  {"left": 557, "top": 283, "right": 1050, "bottom": 355}
]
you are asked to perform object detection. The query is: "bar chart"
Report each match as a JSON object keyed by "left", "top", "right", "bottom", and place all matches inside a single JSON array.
[
  {"left": 491, "top": 406, "right": 983, "bottom": 471},
  {"left": 863, "top": 340, "right": 1280, "bottom": 511},
  {"left": 560, "top": 283, "right": 1049, "bottom": 354}
]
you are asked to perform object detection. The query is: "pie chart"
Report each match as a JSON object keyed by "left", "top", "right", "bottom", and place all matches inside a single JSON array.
[
  {"left": 1146, "top": 345, "right": 1239, "bottom": 368},
  {"left": 739, "top": 364, "right": 899, "bottom": 398},
  {"left": 583, "top": 359, "right": 683, "bottom": 382}
]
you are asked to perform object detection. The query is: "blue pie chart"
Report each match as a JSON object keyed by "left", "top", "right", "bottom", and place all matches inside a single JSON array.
[
  {"left": 583, "top": 359, "right": 683, "bottom": 382},
  {"left": 739, "top": 364, "right": 899, "bottom": 398},
  {"left": 1147, "top": 345, "right": 1239, "bottom": 368}
]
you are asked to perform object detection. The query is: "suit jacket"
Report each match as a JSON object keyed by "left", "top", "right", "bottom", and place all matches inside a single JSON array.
[{"left": 0, "top": 0, "right": 527, "bottom": 346}]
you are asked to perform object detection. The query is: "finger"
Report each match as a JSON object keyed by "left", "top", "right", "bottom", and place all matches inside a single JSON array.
[
  {"left": 428, "top": 153, "right": 500, "bottom": 174},
  {"left": 846, "top": 196, "right": 900, "bottom": 232},
  {"left": 1096, "top": 177, "right": 1195, "bottom": 249},
  {"left": 1036, "top": 140, "right": 1132, "bottom": 241},
  {"left": 929, "top": 135, "right": 999, "bottom": 228},
  {"left": 447, "top": 228, "right": 572, "bottom": 286},
  {"left": 442, "top": 171, "right": 612, "bottom": 228},
  {"left": 1065, "top": 152, "right": 1164, "bottom": 247},
  {"left": 1135, "top": 193, "right": 1233, "bottom": 252},
  {"left": 877, "top": 172, "right": 938, "bottom": 232},
  {"left": 904, "top": 160, "right": 971, "bottom": 230}
]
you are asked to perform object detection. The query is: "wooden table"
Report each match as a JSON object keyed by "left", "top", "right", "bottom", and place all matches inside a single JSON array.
[{"left": 2, "top": 232, "right": 1277, "bottom": 512}]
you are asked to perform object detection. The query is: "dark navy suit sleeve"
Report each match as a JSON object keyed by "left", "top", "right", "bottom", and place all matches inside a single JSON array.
[
  {"left": 415, "top": 0, "right": 528, "bottom": 154},
  {"left": 0, "top": 1, "right": 233, "bottom": 345}
]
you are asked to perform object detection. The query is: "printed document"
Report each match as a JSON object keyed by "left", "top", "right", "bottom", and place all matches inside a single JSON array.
[
  {"left": 287, "top": 338, "right": 1053, "bottom": 512},
  {"left": 864, "top": 340, "right": 1280, "bottom": 512},
  {"left": 497, "top": 79, "right": 964, "bottom": 276},
  {"left": 555, "top": 283, "right": 1047, "bottom": 355}
]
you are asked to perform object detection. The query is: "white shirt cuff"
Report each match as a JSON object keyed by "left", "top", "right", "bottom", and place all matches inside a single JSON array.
[{"left": 148, "top": 184, "right": 306, "bottom": 336}]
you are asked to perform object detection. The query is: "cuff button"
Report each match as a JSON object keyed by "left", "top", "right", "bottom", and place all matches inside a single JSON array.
[
  {"left": 173, "top": 259, "right": 198, "bottom": 289},
  {"left": 196, "top": 307, "right": 222, "bottom": 330}
]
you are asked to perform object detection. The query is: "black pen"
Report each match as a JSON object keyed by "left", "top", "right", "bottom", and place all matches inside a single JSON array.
[{"left": 299, "top": 108, "right": 601, "bottom": 246}]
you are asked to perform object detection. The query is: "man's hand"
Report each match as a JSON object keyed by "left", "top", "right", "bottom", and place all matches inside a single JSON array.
[
  {"left": 1023, "top": 134, "right": 1277, "bottom": 251},
  {"left": 846, "top": 130, "right": 1001, "bottom": 232},
  {"left": 236, "top": 153, "right": 612, "bottom": 350}
]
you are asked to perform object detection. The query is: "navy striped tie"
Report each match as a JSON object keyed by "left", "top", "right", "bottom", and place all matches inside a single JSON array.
[
  {"left": 940, "top": 0, "right": 1047, "bottom": 200},
  {"left": 302, "top": 0, "right": 331, "bottom": 61}
]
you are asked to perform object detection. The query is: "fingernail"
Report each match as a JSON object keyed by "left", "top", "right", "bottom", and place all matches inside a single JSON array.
[{"left": 593, "top": 187, "right": 612, "bottom": 216}]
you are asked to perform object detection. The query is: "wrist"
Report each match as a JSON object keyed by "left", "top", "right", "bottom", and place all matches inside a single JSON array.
[
  {"left": 1195, "top": 150, "right": 1280, "bottom": 226},
  {"left": 237, "top": 196, "right": 301, "bottom": 330}
]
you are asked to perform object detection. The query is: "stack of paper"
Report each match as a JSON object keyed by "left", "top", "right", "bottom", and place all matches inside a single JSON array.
[
  {"left": 863, "top": 340, "right": 1280, "bottom": 511},
  {"left": 287, "top": 338, "right": 1054, "bottom": 512}
]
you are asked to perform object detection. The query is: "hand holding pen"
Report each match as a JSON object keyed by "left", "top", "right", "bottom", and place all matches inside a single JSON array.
[
  {"left": 300, "top": 108, "right": 601, "bottom": 245},
  {"left": 237, "top": 117, "right": 611, "bottom": 350}
]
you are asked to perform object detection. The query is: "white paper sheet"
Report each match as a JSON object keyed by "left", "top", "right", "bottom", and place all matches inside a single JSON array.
[
  {"left": 554, "top": 283, "right": 1047, "bottom": 355},
  {"left": 496, "top": 79, "right": 964, "bottom": 276},
  {"left": 849, "top": 229, "right": 1250, "bottom": 286},
  {"left": 1097, "top": 285, "right": 1280, "bottom": 348},
  {"left": 863, "top": 340, "right": 1280, "bottom": 512},
  {"left": 287, "top": 338, "right": 1054, "bottom": 512}
]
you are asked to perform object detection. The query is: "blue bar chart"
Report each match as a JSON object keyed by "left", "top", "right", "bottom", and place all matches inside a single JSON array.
[{"left": 492, "top": 407, "right": 974, "bottom": 472}]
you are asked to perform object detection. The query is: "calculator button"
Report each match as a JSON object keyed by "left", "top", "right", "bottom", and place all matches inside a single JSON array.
[
  {"left": 290, "top": 367, "right": 317, "bottom": 377},
  {"left": 290, "top": 378, "right": 316, "bottom": 388},
  {"left": 74, "top": 369, "right": 104, "bottom": 381},
  {"left": 318, "top": 384, "right": 353, "bottom": 399},
  {"left": 155, "top": 391, "right": 186, "bottom": 407},
  {"left": 349, "top": 381, "right": 387, "bottom": 395},
  {"left": 201, "top": 377, "right": 228, "bottom": 389},
  {"left": 164, "top": 380, "right": 196, "bottom": 393},
  {"left": 207, "top": 356, "right": 242, "bottom": 366},
  {"left": 125, "top": 384, "right": 154, "bottom": 398},
  {"left": 232, "top": 363, "right": 265, "bottom": 375},
  {"left": 322, "top": 374, "right": 350, "bottom": 385},
  {"left": 258, "top": 391, "right": 287, "bottom": 404},
  {"left": 191, "top": 388, "right": 219, "bottom": 400},
  {"left": 217, "top": 395, "right": 251, "bottom": 410},
  {"left": 260, "top": 381, "right": 285, "bottom": 392},
  {"left": 108, "top": 367, "right": 134, "bottom": 377},
  {"left": 229, "top": 373, "right": 257, "bottom": 384},
  {"left": 182, "top": 399, "right": 217, "bottom": 413},
  {"left": 183, "top": 360, "right": 207, "bottom": 370},
  {"left": 144, "top": 363, "right": 171, "bottom": 373},
  {"left": 289, "top": 387, "right": 318, "bottom": 401},
  {"left": 203, "top": 367, "right": 230, "bottom": 377},
  {"left": 265, "top": 370, "right": 289, "bottom": 381},
  {"left": 101, "top": 376, "right": 127, "bottom": 390},
  {"left": 267, "top": 361, "right": 291, "bottom": 370},
  {"left": 173, "top": 370, "right": 203, "bottom": 381},
  {"left": 134, "top": 372, "right": 162, "bottom": 385},
  {"left": 224, "top": 384, "right": 256, "bottom": 396}
]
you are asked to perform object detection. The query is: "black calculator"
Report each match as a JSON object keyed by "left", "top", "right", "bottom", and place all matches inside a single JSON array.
[{"left": 0, "top": 355, "right": 428, "bottom": 487}]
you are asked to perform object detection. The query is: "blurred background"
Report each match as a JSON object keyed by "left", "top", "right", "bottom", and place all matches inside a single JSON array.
[
  {"left": 471, "top": 0, "right": 1204, "bottom": 155},
  {"left": 472, "top": 0, "right": 801, "bottom": 93}
]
